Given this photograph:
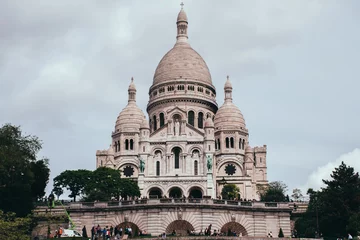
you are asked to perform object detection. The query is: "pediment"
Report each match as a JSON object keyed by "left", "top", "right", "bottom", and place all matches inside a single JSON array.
[
  {"left": 167, "top": 106, "right": 186, "bottom": 115},
  {"left": 150, "top": 124, "right": 168, "bottom": 139}
]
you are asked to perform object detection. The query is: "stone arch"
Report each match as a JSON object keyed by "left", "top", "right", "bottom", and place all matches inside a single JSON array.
[
  {"left": 218, "top": 160, "right": 244, "bottom": 176},
  {"left": 117, "top": 222, "right": 140, "bottom": 237},
  {"left": 151, "top": 146, "right": 165, "bottom": 156},
  {"left": 170, "top": 112, "right": 184, "bottom": 122},
  {"left": 168, "top": 186, "right": 183, "bottom": 198},
  {"left": 220, "top": 222, "right": 248, "bottom": 236},
  {"left": 188, "top": 145, "right": 202, "bottom": 155},
  {"left": 188, "top": 186, "right": 203, "bottom": 198},
  {"left": 148, "top": 187, "right": 163, "bottom": 199},
  {"left": 166, "top": 220, "right": 194, "bottom": 236},
  {"left": 144, "top": 184, "right": 166, "bottom": 198}
]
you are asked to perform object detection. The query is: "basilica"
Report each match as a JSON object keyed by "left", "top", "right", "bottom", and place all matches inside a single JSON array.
[{"left": 96, "top": 6, "right": 268, "bottom": 200}]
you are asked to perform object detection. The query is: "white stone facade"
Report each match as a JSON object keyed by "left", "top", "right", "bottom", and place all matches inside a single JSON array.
[{"left": 96, "top": 7, "right": 268, "bottom": 201}]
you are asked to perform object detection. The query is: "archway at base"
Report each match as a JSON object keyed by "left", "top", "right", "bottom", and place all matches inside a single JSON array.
[
  {"left": 148, "top": 187, "right": 163, "bottom": 199},
  {"left": 117, "top": 222, "right": 140, "bottom": 237},
  {"left": 220, "top": 222, "right": 248, "bottom": 236},
  {"left": 166, "top": 220, "right": 195, "bottom": 236},
  {"left": 169, "top": 187, "right": 183, "bottom": 198},
  {"left": 188, "top": 186, "right": 203, "bottom": 198}
]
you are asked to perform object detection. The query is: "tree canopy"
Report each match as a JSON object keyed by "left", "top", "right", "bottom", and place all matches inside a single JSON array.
[
  {"left": 295, "top": 162, "right": 360, "bottom": 238},
  {"left": 260, "top": 181, "right": 287, "bottom": 202},
  {"left": 53, "top": 169, "right": 92, "bottom": 201},
  {"left": 221, "top": 184, "right": 240, "bottom": 200},
  {"left": 53, "top": 167, "right": 140, "bottom": 201},
  {"left": 0, "top": 124, "right": 50, "bottom": 216}
]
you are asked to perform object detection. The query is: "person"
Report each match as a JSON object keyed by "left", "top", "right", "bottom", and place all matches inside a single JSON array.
[
  {"left": 91, "top": 226, "right": 95, "bottom": 240},
  {"left": 82, "top": 225, "right": 88, "bottom": 238},
  {"left": 348, "top": 233, "right": 353, "bottom": 239},
  {"left": 110, "top": 226, "right": 114, "bottom": 237}
]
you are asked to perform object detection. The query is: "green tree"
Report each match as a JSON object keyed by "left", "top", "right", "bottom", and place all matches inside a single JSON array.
[
  {"left": 0, "top": 210, "right": 33, "bottom": 240},
  {"left": 295, "top": 162, "right": 360, "bottom": 238},
  {"left": 260, "top": 181, "right": 287, "bottom": 202},
  {"left": 221, "top": 184, "right": 240, "bottom": 200},
  {"left": 0, "top": 124, "right": 50, "bottom": 216},
  {"left": 291, "top": 188, "right": 303, "bottom": 201},
  {"left": 83, "top": 167, "right": 123, "bottom": 201},
  {"left": 30, "top": 159, "right": 50, "bottom": 201},
  {"left": 53, "top": 169, "right": 91, "bottom": 201},
  {"left": 52, "top": 186, "right": 64, "bottom": 200},
  {"left": 119, "top": 178, "right": 141, "bottom": 200}
]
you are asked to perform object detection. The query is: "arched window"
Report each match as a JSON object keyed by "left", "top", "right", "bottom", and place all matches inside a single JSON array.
[
  {"left": 173, "top": 147, "right": 181, "bottom": 169},
  {"left": 130, "top": 139, "right": 134, "bottom": 150},
  {"left": 242, "top": 139, "right": 245, "bottom": 149},
  {"left": 125, "top": 139, "right": 129, "bottom": 150},
  {"left": 188, "top": 111, "right": 195, "bottom": 126},
  {"left": 215, "top": 140, "right": 217, "bottom": 150},
  {"left": 194, "top": 160, "right": 198, "bottom": 175},
  {"left": 156, "top": 161, "right": 160, "bottom": 176},
  {"left": 226, "top": 137, "right": 229, "bottom": 148},
  {"left": 153, "top": 115, "right": 157, "bottom": 131},
  {"left": 118, "top": 141, "right": 120, "bottom": 152},
  {"left": 159, "top": 113, "right": 165, "bottom": 127},
  {"left": 217, "top": 139, "right": 221, "bottom": 150},
  {"left": 143, "top": 146, "right": 145, "bottom": 152},
  {"left": 198, "top": 112, "right": 204, "bottom": 128},
  {"left": 239, "top": 138, "right": 242, "bottom": 149},
  {"left": 114, "top": 142, "right": 117, "bottom": 152},
  {"left": 230, "top": 137, "right": 234, "bottom": 148}
]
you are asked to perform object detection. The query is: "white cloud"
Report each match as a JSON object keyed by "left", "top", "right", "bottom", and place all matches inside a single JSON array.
[{"left": 299, "top": 148, "right": 360, "bottom": 193}]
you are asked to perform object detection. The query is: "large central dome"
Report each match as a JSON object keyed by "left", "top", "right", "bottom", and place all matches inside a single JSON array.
[
  {"left": 152, "top": 8, "right": 213, "bottom": 87},
  {"left": 153, "top": 43, "right": 212, "bottom": 86}
]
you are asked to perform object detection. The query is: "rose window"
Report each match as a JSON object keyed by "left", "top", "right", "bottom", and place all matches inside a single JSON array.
[
  {"left": 123, "top": 166, "right": 134, "bottom": 177},
  {"left": 225, "top": 164, "right": 236, "bottom": 176}
]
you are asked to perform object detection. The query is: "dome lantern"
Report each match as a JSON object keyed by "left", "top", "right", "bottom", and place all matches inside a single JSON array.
[
  {"left": 224, "top": 75, "right": 233, "bottom": 102},
  {"left": 128, "top": 77, "right": 136, "bottom": 103},
  {"left": 176, "top": 2, "right": 188, "bottom": 44}
]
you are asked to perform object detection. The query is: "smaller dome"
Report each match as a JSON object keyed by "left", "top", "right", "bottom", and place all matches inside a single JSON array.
[
  {"left": 204, "top": 117, "right": 214, "bottom": 128},
  {"left": 115, "top": 103, "right": 145, "bottom": 133},
  {"left": 140, "top": 117, "right": 150, "bottom": 129},
  {"left": 214, "top": 102, "right": 246, "bottom": 131},
  {"left": 177, "top": 9, "right": 188, "bottom": 22}
]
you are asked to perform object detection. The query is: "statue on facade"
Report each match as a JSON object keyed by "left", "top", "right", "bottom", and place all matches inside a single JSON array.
[
  {"left": 139, "top": 158, "right": 145, "bottom": 173},
  {"left": 207, "top": 155, "right": 212, "bottom": 171},
  {"left": 174, "top": 119, "right": 180, "bottom": 136}
]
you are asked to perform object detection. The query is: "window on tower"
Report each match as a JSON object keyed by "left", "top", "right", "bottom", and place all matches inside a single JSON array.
[
  {"left": 153, "top": 115, "right": 157, "bottom": 131},
  {"left": 159, "top": 113, "right": 165, "bottom": 127},
  {"left": 130, "top": 139, "right": 134, "bottom": 150},
  {"left": 173, "top": 147, "right": 181, "bottom": 169},
  {"left": 230, "top": 137, "right": 234, "bottom": 148},
  {"left": 188, "top": 111, "right": 195, "bottom": 126},
  {"left": 217, "top": 139, "right": 221, "bottom": 150},
  {"left": 125, "top": 139, "right": 129, "bottom": 150},
  {"left": 194, "top": 160, "right": 198, "bottom": 175},
  {"left": 226, "top": 137, "right": 229, "bottom": 148},
  {"left": 198, "top": 112, "right": 204, "bottom": 128},
  {"left": 156, "top": 161, "right": 160, "bottom": 176}
]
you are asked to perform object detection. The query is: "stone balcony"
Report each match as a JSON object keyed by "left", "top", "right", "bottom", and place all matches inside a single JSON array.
[{"left": 67, "top": 199, "right": 292, "bottom": 213}]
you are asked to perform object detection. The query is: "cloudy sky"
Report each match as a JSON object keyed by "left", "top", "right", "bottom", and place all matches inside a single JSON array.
[{"left": 1, "top": 0, "right": 359, "bottom": 197}]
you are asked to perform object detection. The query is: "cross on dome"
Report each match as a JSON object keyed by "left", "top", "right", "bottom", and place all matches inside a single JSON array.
[{"left": 180, "top": 2, "right": 184, "bottom": 9}]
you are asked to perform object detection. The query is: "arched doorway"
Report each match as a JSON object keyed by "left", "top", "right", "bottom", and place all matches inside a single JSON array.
[
  {"left": 166, "top": 220, "right": 194, "bottom": 236},
  {"left": 117, "top": 222, "right": 140, "bottom": 237},
  {"left": 188, "top": 187, "right": 203, "bottom": 198},
  {"left": 220, "top": 222, "right": 248, "bottom": 236},
  {"left": 169, "top": 187, "right": 183, "bottom": 198},
  {"left": 148, "top": 187, "right": 163, "bottom": 199}
]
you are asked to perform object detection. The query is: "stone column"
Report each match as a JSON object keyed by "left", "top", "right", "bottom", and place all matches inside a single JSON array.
[
  {"left": 181, "top": 120, "right": 186, "bottom": 135},
  {"left": 167, "top": 120, "right": 173, "bottom": 136}
]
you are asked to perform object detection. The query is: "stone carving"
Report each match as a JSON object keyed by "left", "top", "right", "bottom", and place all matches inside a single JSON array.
[
  {"left": 139, "top": 158, "right": 145, "bottom": 173},
  {"left": 231, "top": 214, "right": 236, "bottom": 222},
  {"left": 124, "top": 214, "right": 129, "bottom": 222},
  {"left": 207, "top": 155, "right": 212, "bottom": 171},
  {"left": 174, "top": 119, "right": 180, "bottom": 136},
  {"left": 178, "top": 208, "right": 183, "bottom": 220}
]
